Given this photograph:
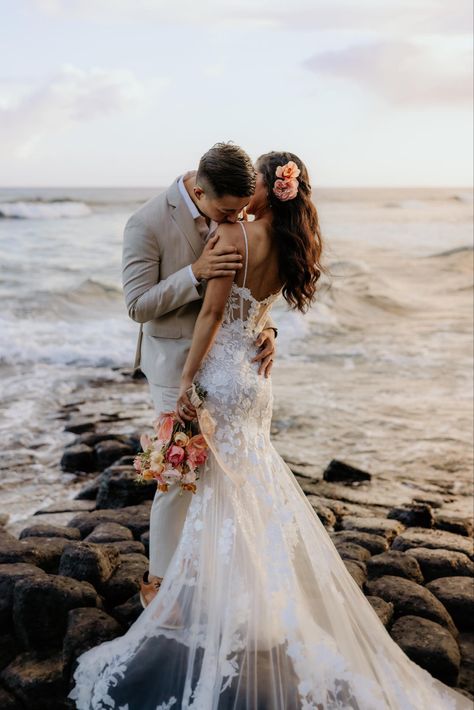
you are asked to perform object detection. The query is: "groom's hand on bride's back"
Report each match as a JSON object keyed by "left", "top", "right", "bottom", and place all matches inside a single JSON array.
[{"left": 191, "top": 234, "right": 243, "bottom": 282}]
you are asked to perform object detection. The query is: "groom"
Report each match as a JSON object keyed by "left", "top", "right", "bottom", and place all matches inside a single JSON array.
[{"left": 122, "top": 142, "right": 277, "bottom": 605}]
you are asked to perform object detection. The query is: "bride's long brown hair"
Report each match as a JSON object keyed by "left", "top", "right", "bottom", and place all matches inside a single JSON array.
[{"left": 256, "top": 151, "right": 324, "bottom": 312}]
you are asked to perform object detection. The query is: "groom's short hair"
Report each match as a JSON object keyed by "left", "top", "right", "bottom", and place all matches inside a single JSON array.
[{"left": 196, "top": 142, "right": 256, "bottom": 198}]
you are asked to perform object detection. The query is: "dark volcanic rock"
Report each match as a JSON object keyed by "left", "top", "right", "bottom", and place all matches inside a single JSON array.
[
  {"left": 60, "top": 443, "right": 96, "bottom": 473},
  {"left": 387, "top": 504, "right": 434, "bottom": 529},
  {"left": 112, "top": 540, "right": 146, "bottom": 556},
  {"left": 85, "top": 522, "right": 133, "bottom": 543},
  {"left": 366, "top": 596, "right": 394, "bottom": 627},
  {"left": 0, "top": 538, "right": 41, "bottom": 566},
  {"left": 140, "top": 531, "right": 150, "bottom": 556},
  {"left": 0, "top": 685, "right": 23, "bottom": 709},
  {"left": 13, "top": 574, "right": 99, "bottom": 650},
  {"left": 63, "top": 607, "right": 122, "bottom": 670},
  {"left": 0, "top": 634, "right": 19, "bottom": 671},
  {"left": 58, "top": 542, "right": 120, "bottom": 588},
  {"left": 110, "top": 593, "right": 143, "bottom": 629},
  {"left": 330, "top": 530, "right": 388, "bottom": 555},
  {"left": 343, "top": 559, "right": 367, "bottom": 588},
  {"left": 392, "top": 528, "right": 473, "bottom": 558},
  {"left": 19, "top": 537, "right": 72, "bottom": 574},
  {"left": 323, "top": 459, "right": 371, "bottom": 484},
  {"left": 340, "top": 516, "right": 404, "bottom": 543},
  {"left": 367, "top": 551, "right": 424, "bottom": 583},
  {"left": 306, "top": 496, "right": 337, "bottom": 528},
  {"left": 435, "top": 514, "right": 473, "bottom": 538},
  {"left": 0, "top": 651, "right": 68, "bottom": 710},
  {"left": 34, "top": 500, "right": 96, "bottom": 516},
  {"left": 333, "top": 542, "right": 371, "bottom": 563},
  {"left": 74, "top": 476, "right": 101, "bottom": 501},
  {"left": 426, "top": 577, "right": 474, "bottom": 631},
  {"left": 96, "top": 465, "right": 156, "bottom": 509},
  {"left": 68, "top": 503, "right": 151, "bottom": 540},
  {"left": 102, "top": 556, "right": 148, "bottom": 606},
  {"left": 391, "top": 615, "right": 461, "bottom": 685},
  {"left": 0, "top": 563, "right": 47, "bottom": 631},
  {"left": 458, "top": 633, "right": 474, "bottom": 696},
  {"left": 64, "top": 418, "right": 97, "bottom": 434},
  {"left": 95, "top": 440, "right": 136, "bottom": 469},
  {"left": 19, "top": 524, "right": 81, "bottom": 541},
  {"left": 365, "top": 575, "right": 458, "bottom": 635},
  {"left": 408, "top": 547, "right": 474, "bottom": 583}
]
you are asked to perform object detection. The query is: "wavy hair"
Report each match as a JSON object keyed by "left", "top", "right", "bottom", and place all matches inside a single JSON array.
[{"left": 256, "top": 151, "right": 324, "bottom": 312}]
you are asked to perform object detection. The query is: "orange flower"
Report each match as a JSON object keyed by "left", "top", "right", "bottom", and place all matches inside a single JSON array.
[{"left": 275, "top": 161, "right": 300, "bottom": 180}]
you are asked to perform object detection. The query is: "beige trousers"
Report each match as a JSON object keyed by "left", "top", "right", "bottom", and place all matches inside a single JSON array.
[{"left": 147, "top": 383, "right": 193, "bottom": 578}]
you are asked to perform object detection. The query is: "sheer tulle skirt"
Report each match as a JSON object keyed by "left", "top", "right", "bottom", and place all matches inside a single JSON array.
[
  {"left": 69, "top": 322, "right": 470, "bottom": 709},
  {"left": 69, "top": 441, "right": 469, "bottom": 709}
]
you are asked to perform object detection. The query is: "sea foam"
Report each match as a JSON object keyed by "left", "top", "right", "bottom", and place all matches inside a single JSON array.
[{"left": 0, "top": 201, "right": 91, "bottom": 219}]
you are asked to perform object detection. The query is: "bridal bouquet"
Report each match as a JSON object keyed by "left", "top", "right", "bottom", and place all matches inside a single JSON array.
[{"left": 134, "top": 410, "right": 208, "bottom": 495}]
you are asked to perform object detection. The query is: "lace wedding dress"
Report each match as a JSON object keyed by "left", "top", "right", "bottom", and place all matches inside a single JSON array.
[{"left": 69, "top": 224, "right": 470, "bottom": 709}]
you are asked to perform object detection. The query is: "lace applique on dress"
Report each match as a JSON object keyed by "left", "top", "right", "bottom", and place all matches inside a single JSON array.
[{"left": 68, "top": 222, "right": 471, "bottom": 710}]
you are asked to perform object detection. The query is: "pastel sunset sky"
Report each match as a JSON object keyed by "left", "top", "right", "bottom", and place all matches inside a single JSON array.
[{"left": 1, "top": 0, "right": 472, "bottom": 186}]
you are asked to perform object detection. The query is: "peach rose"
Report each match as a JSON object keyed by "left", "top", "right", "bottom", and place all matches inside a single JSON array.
[
  {"left": 141, "top": 468, "right": 155, "bottom": 481},
  {"left": 275, "top": 161, "right": 300, "bottom": 180},
  {"left": 166, "top": 445, "right": 186, "bottom": 467},
  {"left": 154, "top": 412, "right": 175, "bottom": 443},
  {"left": 174, "top": 431, "right": 190, "bottom": 447},
  {"left": 187, "top": 434, "right": 207, "bottom": 450},
  {"left": 150, "top": 450, "right": 164, "bottom": 468}
]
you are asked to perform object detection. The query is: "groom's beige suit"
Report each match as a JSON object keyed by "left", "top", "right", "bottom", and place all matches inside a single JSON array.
[{"left": 122, "top": 173, "right": 274, "bottom": 578}]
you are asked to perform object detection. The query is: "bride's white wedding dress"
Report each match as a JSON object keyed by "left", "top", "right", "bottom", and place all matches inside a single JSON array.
[{"left": 69, "top": 224, "right": 470, "bottom": 709}]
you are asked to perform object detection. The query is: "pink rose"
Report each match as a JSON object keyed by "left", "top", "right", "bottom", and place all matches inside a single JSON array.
[
  {"left": 154, "top": 412, "right": 175, "bottom": 443},
  {"left": 273, "top": 178, "right": 299, "bottom": 202},
  {"left": 140, "top": 433, "right": 152, "bottom": 451},
  {"left": 275, "top": 161, "right": 300, "bottom": 180},
  {"left": 182, "top": 469, "right": 197, "bottom": 484},
  {"left": 163, "top": 468, "right": 182, "bottom": 484},
  {"left": 166, "top": 445, "right": 185, "bottom": 466},
  {"left": 188, "top": 446, "right": 208, "bottom": 467},
  {"left": 133, "top": 456, "right": 142, "bottom": 472}
]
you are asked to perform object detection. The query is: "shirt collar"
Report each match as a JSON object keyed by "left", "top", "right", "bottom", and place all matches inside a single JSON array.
[{"left": 178, "top": 174, "right": 201, "bottom": 220}]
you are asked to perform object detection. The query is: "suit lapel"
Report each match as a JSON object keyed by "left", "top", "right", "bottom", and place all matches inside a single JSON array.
[{"left": 167, "top": 178, "right": 203, "bottom": 258}]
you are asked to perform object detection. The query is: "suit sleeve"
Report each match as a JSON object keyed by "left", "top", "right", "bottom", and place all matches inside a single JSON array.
[{"left": 122, "top": 214, "right": 202, "bottom": 323}]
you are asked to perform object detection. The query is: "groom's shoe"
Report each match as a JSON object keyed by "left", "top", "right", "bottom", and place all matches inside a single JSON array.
[{"left": 139, "top": 571, "right": 162, "bottom": 608}]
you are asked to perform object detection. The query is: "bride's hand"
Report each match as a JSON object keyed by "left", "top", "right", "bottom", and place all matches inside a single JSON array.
[{"left": 176, "top": 380, "right": 197, "bottom": 424}]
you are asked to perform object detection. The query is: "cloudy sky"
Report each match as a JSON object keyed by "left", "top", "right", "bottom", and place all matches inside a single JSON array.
[{"left": 1, "top": 0, "right": 472, "bottom": 186}]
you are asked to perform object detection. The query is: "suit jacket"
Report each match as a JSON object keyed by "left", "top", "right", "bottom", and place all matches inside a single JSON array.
[{"left": 122, "top": 175, "right": 274, "bottom": 387}]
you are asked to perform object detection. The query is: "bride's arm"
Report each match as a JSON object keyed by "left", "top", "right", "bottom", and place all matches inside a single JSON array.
[{"left": 176, "top": 230, "right": 238, "bottom": 420}]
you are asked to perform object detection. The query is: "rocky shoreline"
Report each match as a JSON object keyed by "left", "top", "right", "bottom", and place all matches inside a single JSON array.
[{"left": 0, "top": 372, "right": 473, "bottom": 709}]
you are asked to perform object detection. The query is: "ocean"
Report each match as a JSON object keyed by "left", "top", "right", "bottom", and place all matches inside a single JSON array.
[{"left": 0, "top": 186, "right": 472, "bottom": 530}]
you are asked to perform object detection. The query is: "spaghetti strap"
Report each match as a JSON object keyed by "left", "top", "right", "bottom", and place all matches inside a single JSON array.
[{"left": 238, "top": 221, "right": 249, "bottom": 289}]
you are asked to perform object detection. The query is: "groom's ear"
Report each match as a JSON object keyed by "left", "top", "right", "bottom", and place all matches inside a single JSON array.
[{"left": 193, "top": 186, "right": 205, "bottom": 200}]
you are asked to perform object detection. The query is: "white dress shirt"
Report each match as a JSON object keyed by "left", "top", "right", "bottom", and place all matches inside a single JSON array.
[{"left": 178, "top": 175, "right": 217, "bottom": 286}]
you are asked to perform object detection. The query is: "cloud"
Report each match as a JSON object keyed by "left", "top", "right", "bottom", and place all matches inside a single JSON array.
[
  {"left": 28, "top": 0, "right": 473, "bottom": 36},
  {"left": 305, "top": 41, "right": 473, "bottom": 105},
  {"left": 1, "top": 65, "right": 147, "bottom": 158}
]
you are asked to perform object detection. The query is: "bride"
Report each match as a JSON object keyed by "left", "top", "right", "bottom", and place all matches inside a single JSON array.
[{"left": 69, "top": 152, "right": 469, "bottom": 709}]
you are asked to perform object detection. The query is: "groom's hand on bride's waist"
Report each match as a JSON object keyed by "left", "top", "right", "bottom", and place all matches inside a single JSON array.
[
  {"left": 252, "top": 329, "right": 276, "bottom": 378},
  {"left": 191, "top": 234, "right": 243, "bottom": 282}
]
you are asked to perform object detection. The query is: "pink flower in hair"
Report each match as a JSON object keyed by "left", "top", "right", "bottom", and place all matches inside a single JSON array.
[
  {"left": 273, "top": 177, "right": 299, "bottom": 202},
  {"left": 273, "top": 161, "right": 300, "bottom": 201}
]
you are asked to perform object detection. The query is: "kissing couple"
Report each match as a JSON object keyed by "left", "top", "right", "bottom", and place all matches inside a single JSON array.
[{"left": 69, "top": 143, "right": 469, "bottom": 709}]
